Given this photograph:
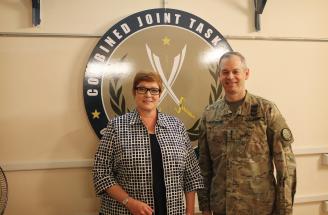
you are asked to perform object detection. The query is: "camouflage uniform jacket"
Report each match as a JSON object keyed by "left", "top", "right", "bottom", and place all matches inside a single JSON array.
[{"left": 198, "top": 92, "right": 296, "bottom": 215}]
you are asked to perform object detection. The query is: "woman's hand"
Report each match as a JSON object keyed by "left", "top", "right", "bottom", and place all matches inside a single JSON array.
[{"left": 126, "top": 198, "right": 153, "bottom": 215}]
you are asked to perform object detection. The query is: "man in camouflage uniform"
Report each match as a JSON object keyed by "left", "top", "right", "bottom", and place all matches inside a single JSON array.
[{"left": 198, "top": 51, "right": 296, "bottom": 215}]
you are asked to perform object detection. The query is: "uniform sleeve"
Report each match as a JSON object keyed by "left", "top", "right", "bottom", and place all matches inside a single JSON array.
[
  {"left": 92, "top": 120, "right": 118, "bottom": 196},
  {"left": 197, "top": 113, "right": 213, "bottom": 211},
  {"left": 182, "top": 123, "right": 204, "bottom": 192},
  {"left": 267, "top": 104, "right": 297, "bottom": 215}
]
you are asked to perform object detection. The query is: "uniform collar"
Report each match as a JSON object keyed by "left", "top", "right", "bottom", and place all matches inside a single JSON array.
[
  {"left": 220, "top": 102, "right": 233, "bottom": 116},
  {"left": 238, "top": 91, "right": 252, "bottom": 116},
  {"left": 222, "top": 91, "right": 252, "bottom": 116}
]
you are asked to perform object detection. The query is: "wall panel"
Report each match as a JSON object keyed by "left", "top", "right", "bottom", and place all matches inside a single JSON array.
[
  {"left": 0, "top": 37, "right": 99, "bottom": 161},
  {"left": 4, "top": 169, "right": 98, "bottom": 215}
]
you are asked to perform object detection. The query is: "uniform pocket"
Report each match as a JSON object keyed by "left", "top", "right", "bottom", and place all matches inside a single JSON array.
[
  {"left": 244, "top": 118, "right": 269, "bottom": 159},
  {"left": 206, "top": 121, "right": 227, "bottom": 160},
  {"left": 251, "top": 180, "right": 275, "bottom": 214}
]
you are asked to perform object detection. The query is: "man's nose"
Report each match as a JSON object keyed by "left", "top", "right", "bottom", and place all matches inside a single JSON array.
[{"left": 227, "top": 72, "right": 234, "bottom": 79}]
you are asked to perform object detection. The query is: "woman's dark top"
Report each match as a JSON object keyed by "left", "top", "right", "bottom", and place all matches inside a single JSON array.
[{"left": 149, "top": 134, "right": 167, "bottom": 215}]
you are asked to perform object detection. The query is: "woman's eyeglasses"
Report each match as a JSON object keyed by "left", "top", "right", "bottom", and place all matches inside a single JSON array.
[{"left": 135, "top": 87, "right": 160, "bottom": 95}]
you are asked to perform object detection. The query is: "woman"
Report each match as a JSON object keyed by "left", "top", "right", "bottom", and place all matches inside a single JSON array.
[{"left": 93, "top": 71, "right": 203, "bottom": 215}]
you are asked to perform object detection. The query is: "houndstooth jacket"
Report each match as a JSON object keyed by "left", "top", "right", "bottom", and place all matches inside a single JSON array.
[{"left": 93, "top": 110, "right": 204, "bottom": 215}]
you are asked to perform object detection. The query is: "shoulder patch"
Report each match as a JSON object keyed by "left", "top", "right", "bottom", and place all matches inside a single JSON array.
[{"left": 281, "top": 128, "right": 293, "bottom": 141}]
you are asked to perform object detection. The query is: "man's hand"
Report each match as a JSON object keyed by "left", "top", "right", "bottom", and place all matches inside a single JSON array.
[{"left": 126, "top": 198, "right": 153, "bottom": 215}]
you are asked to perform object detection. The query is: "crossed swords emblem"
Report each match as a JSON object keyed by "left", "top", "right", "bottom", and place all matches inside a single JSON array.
[
  {"left": 146, "top": 44, "right": 186, "bottom": 106},
  {"left": 146, "top": 44, "right": 195, "bottom": 118}
]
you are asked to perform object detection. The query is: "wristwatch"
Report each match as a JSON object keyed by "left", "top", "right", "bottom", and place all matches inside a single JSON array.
[{"left": 122, "top": 197, "right": 129, "bottom": 206}]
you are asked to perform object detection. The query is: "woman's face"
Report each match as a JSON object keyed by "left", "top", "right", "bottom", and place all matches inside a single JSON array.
[{"left": 134, "top": 81, "right": 161, "bottom": 113}]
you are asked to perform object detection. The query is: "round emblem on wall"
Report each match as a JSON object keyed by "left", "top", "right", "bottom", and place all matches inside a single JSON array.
[{"left": 83, "top": 8, "right": 232, "bottom": 143}]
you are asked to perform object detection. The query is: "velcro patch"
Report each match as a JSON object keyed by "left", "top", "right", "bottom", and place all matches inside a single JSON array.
[{"left": 281, "top": 128, "right": 292, "bottom": 141}]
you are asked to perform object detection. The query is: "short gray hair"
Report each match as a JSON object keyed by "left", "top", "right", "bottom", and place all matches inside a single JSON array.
[{"left": 218, "top": 51, "right": 248, "bottom": 72}]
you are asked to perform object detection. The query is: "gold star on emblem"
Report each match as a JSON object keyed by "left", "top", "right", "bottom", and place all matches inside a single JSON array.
[
  {"left": 162, "top": 36, "right": 171, "bottom": 45},
  {"left": 92, "top": 110, "right": 101, "bottom": 119}
]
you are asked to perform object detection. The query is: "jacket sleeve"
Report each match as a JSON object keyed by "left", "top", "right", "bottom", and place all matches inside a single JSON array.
[
  {"left": 197, "top": 114, "right": 213, "bottom": 211},
  {"left": 267, "top": 104, "right": 297, "bottom": 215},
  {"left": 92, "top": 120, "right": 118, "bottom": 196},
  {"left": 182, "top": 123, "right": 204, "bottom": 192}
]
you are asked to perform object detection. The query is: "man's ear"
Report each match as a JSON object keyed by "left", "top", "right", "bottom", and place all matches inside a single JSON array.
[{"left": 245, "top": 68, "right": 250, "bottom": 80}]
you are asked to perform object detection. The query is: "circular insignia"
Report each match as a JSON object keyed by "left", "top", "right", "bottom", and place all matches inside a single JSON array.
[
  {"left": 83, "top": 8, "right": 232, "bottom": 142},
  {"left": 281, "top": 128, "right": 292, "bottom": 141}
]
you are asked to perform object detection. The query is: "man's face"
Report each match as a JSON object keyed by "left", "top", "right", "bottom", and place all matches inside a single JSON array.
[{"left": 218, "top": 55, "right": 249, "bottom": 96}]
